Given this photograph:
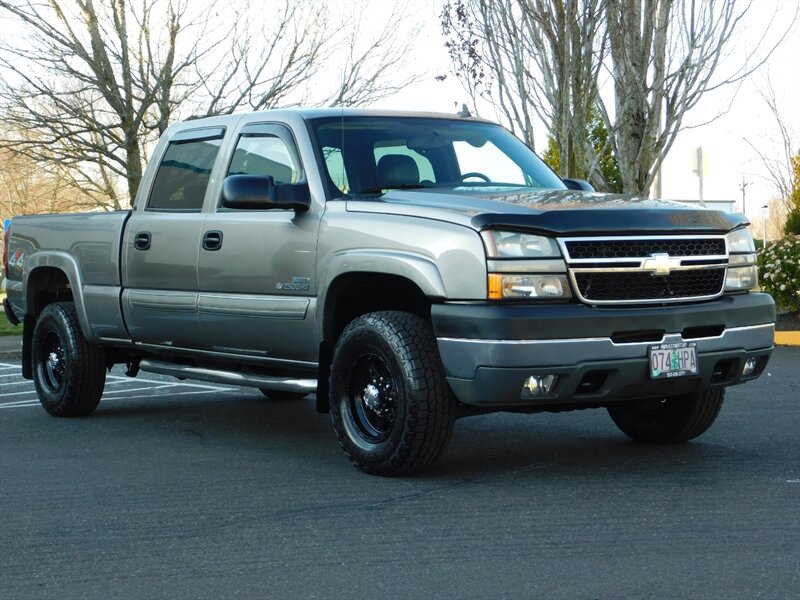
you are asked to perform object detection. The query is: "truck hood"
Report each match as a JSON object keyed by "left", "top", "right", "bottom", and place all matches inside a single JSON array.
[{"left": 345, "top": 188, "right": 747, "bottom": 235}]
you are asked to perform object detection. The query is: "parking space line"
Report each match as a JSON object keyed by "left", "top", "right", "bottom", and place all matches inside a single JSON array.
[
  {"left": 0, "top": 373, "right": 20, "bottom": 378},
  {"left": 0, "top": 388, "right": 238, "bottom": 410},
  {"left": 0, "top": 388, "right": 37, "bottom": 398},
  {"left": 101, "top": 384, "right": 175, "bottom": 395},
  {"left": 106, "top": 374, "right": 231, "bottom": 391}
]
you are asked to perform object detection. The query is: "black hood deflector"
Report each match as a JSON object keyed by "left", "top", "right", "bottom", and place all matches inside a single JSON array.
[{"left": 472, "top": 207, "right": 747, "bottom": 236}]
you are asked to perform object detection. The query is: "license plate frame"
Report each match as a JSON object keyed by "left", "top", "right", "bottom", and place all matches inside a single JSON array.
[{"left": 648, "top": 342, "right": 699, "bottom": 380}]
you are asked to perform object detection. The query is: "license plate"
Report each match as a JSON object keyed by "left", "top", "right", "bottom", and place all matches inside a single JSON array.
[{"left": 648, "top": 342, "right": 699, "bottom": 379}]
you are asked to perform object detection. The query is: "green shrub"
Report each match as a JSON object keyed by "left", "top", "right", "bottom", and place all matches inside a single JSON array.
[
  {"left": 785, "top": 208, "right": 800, "bottom": 235},
  {"left": 758, "top": 234, "right": 800, "bottom": 312}
]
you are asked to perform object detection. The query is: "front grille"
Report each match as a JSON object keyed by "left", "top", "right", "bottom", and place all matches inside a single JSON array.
[
  {"left": 573, "top": 269, "right": 725, "bottom": 302},
  {"left": 565, "top": 238, "right": 725, "bottom": 259}
]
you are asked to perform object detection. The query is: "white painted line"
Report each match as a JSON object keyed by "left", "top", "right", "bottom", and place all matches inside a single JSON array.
[
  {"left": 0, "top": 387, "right": 37, "bottom": 398},
  {"left": 0, "top": 373, "right": 21, "bottom": 378},
  {"left": 101, "top": 384, "right": 174, "bottom": 396},
  {"left": 0, "top": 400, "right": 39, "bottom": 408},
  {"left": 106, "top": 374, "right": 230, "bottom": 391},
  {"left": 0, "top": 388, "right": 230, "bottom": 410},
  {"left": 0, "top": 362, "right": 20, "bottom": 368}
]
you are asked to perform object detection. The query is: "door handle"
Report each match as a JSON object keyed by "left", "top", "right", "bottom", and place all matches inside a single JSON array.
[
  {"left": 133, "top": 231, "right": 151, "bottom": 251},
  {"left": 202, "top": 230, "right": 223, "bottom": 251}
]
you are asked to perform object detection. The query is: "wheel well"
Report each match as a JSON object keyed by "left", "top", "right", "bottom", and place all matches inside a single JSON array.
[
  {"left": 22, "top": 268, "right": 74, "bottom": 379},
  {"left": 316, "top": 272, "right": 433, "bottom": 413},
  {"left": 27, "top": 267, "right": 73, "bottom": 316},
  {"left": 323, "top": 272, "right": 432, "bottom": 345}
]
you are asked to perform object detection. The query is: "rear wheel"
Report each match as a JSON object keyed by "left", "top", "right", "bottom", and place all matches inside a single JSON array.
[
  {"left": 32, "top": 302, "right": 106, "bottom": 417},
  {"left": 329, "top": 311, "right": 455, "bottom": 476},
  {"left": 607, "top": 388, "right": 725, "bottom": 443}
]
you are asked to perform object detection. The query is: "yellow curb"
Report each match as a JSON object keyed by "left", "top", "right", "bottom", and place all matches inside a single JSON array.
[{"left": 774, "top": 331, "right": 800, "bottom": 346}]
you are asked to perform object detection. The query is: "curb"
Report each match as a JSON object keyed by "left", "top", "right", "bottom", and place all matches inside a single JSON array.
[{"left": 775, "top": 331, "right": 800, "bottom": 346}]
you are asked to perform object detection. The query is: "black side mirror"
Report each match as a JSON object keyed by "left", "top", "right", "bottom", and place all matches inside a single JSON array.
[
  {"left": 221, "top": 175, "right": 311, "bottom": 211},
  {"left": 562, "top": 178, "right": 595, "bottom": 192}
]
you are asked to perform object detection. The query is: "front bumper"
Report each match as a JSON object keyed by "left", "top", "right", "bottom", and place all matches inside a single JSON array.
[{"left": 432, "top": 293, "right": 775, "bottom": 408}]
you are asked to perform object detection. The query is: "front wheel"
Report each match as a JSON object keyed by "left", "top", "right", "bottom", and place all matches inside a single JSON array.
[
  {"left": 607, "top": 388, "right": 725, "bottom": 443},
  {"left": 32, "top": 302, "right": 106, "bottom": 417},
  {"left": 329, "top": 311, "right": 455, "bottom": 476}
]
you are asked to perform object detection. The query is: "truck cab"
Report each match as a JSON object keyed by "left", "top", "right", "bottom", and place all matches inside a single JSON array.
[{"left": 3, "top": 109, "right": 775, "bottom": 475}]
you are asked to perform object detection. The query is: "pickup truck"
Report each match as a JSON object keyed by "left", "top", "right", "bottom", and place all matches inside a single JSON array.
[{"left": 3, "top": 108, "right": 775, "bottom": 475}]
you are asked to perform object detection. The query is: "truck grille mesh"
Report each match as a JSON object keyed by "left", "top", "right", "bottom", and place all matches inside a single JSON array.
[
  {"left": 561, "top": 236, "right": 729, "bottom": 304},
  {"left": 565, "top": 238, "right": 725, "bottom": 259},
  {"left": 574, "top": 269, "right": 726, "bottom": 302}
]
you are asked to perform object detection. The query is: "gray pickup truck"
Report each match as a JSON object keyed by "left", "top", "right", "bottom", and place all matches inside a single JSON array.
[{"left": 3, "top": 108, "right": 775, "bottom": 475}]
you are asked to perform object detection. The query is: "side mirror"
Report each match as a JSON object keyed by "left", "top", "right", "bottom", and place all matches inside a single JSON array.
[
  {"left": 562, "top": 178, "right": 595, "bottom": 192},
  {"left": 221, "top": 175, "right": 311, "bottom": 212}
]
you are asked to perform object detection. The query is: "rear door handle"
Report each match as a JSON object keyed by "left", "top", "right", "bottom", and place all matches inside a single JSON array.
[
  {"left": 202, "top": 230, "right": 223, "bottom": 251},
  {"left": 133, "top": 231, "right": 151, "bottom": 251}
]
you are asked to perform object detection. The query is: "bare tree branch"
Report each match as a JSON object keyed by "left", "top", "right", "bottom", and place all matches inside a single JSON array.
[{"left": 0, "top": 0, "right": 423, "bottom": 210}]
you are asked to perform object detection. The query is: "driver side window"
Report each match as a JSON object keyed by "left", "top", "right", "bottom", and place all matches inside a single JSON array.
[{"left": 228, "top": 134, "right": 297, "bottom": 184}]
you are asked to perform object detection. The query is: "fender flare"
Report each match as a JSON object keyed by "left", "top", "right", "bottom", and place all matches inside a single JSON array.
[{"left": 23, "top": 251, "right": 96, "bottom": 343}]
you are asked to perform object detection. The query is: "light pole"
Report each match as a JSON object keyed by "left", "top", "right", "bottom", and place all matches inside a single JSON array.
[
  {"left": 738, "top": 176, "right": 751, "bottom": 215},
  {"left": 762, "top": 202, "right": 769, "bottom": 246}
]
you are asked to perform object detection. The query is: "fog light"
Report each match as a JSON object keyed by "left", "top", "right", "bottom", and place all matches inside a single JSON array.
[
  {"left": 521, "top": 374, "right": 558, "bottom": 398},
  {"left": 742, "top": 357, "right": 758, "bottom": 376}
]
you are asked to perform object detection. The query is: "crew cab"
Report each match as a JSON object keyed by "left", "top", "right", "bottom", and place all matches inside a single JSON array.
[{"left": 3, "top": 108, "right": 775, "bottom": 475}]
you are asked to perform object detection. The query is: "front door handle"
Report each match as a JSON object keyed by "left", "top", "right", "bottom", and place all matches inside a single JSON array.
[
  {"left": 133, "top": 231, "right": 151, "bottom": 251},
  {"left": 202, "top": 230, "right": 223, "bottom": 251}
]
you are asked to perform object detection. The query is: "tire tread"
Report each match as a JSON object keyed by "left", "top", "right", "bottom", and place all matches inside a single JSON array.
[{"left": 33, "top": 302, "right": 106, "bottom": 417}]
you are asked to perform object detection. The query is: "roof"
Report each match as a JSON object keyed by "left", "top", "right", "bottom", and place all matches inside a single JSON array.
[{"left": 180, "top": 106, "right": 494, "bottom": 127}]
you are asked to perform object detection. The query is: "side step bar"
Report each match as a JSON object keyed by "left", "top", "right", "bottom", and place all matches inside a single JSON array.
[{"left": 138, "top": 360, "right": 317, "bottom": 394}]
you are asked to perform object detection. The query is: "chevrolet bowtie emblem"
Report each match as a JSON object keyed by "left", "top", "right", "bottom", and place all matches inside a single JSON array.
[{"left": 641, "top": 253, "right": 682, "bottom": 276}]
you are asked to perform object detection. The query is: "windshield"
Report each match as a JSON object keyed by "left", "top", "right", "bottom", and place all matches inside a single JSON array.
[{"left": 309, "top": 116, "right": 566, "bottom": 198}]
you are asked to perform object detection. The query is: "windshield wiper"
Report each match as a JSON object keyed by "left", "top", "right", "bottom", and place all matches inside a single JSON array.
[{"left": 357, "top": 183, "right": 436, "bottom": 195}]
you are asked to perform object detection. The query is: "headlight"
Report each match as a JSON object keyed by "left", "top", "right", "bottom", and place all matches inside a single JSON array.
[
  {"left": 726, "top": 228, "right": 755, "bottom": 253},
  {"left": 488, "top": 274, "right": 572, "bottom": 300},
  {"left": 725, "top": 265, "right": 758, "bottom": 291},
  {"left": 725, "top": 229, "right": 757, "bottom": 291},
  {"left": 481, "top": 230, "right": 561, "bottom": 258}
]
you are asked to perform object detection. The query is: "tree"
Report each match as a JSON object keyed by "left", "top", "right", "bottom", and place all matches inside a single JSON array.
[
  {"left": 0, "top": 143, "right": 99, "bottom": 223},
  {"left": 602, "top": 0, "right": 792, "bottom": 195},
  {"left": 543, "top": 106, "right": 622, "bottom": 192},
  {"left": 441, "top": 0, "right": 612, "bottom": 190},
  {"left": 0, "top": 0, "right": 420, "bottom": 209},
  {"left": 442, "top": 0, "right": 796, "bottom": 196},
  {"left": 784, "top": 151, "right": 800, "bottom": 235}
]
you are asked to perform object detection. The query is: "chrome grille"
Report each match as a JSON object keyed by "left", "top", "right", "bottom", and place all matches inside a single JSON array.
[{"left": 560, "top": 235, "right": 728, "bottom": 305}]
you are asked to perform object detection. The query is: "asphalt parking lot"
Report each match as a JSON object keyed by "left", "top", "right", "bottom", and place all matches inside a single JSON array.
[{"left": 1, "top": 348, "right": 798, "bottom": 599}]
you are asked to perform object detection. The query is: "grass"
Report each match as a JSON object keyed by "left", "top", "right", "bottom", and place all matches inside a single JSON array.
[{"left": 0, "top": 292, "right": 21, "bottom": 336}]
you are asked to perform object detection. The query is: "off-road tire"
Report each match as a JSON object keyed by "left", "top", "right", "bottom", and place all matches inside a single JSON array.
[
  {"left": 32, "top": 302, "right": 106, "bottom": 417},
  {"left": 329, "top": 311, "right": 455, "bottom": 476},
  {"left": 258, "top": 389, "right": 308, "bottom": 401},
  {"left": 607, "top": 388, "right": 725, "bottom": 443}
]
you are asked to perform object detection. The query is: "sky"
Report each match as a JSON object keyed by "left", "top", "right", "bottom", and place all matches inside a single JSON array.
[{"left": 372, "top": 0, "right": 800, "bottom": 224}]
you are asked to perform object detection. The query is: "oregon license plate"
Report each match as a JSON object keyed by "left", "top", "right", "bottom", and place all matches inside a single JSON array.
[{"left": 648, "top": 342, "right": 699, "bottom": 379}]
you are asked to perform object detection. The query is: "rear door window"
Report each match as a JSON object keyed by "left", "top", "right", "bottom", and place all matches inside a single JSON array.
[{"left": 148, "top": 137, "right": 223, "bottom": 211}]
